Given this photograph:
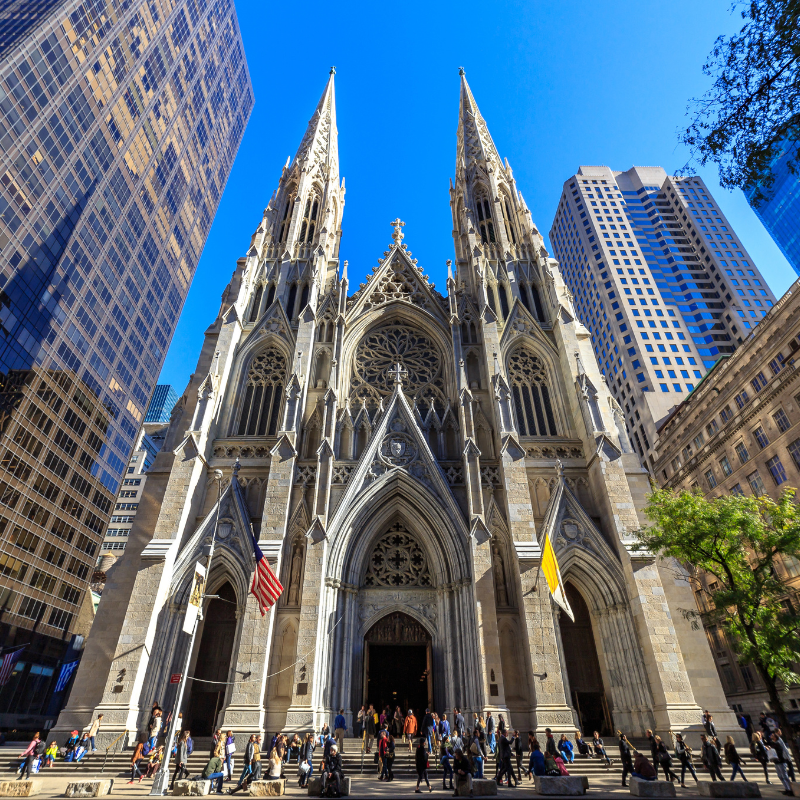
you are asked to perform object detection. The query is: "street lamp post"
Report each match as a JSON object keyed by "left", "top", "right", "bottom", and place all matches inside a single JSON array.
[{"left": 150, "top": 469, "right": 224, "bottom": 796}]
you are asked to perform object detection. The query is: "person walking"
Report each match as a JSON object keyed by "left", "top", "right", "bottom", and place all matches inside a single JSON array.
[
  {"left": 496, "top": 731, "right": 517, "bottom": 787},
  {"left": 774, "top": 729, "right": 796, "bottom": 783},
  {"left": 486, "top": 712, "right": 496, "bottom": 756},
  {"left": 223, "top": 731, "right": 235, "bottom": 782},
  {"left": 127, "top": 740, "right": 146, "bottom": 784},
  {"left": 87, "top": 714, "right": 102, "bottom": 753},
  {"left": 378, "top": 731, "right": 390, "bottom": 781},
  {"left": 334, "top": 709, "right": 347, "bottom": 753},
  {"left": 618, "top": 733, "right": 634, "bottom": 788},
  {"left": 298, "top": 732, "right": 314, "bottom": 789},
  {"left": 365, "top": 705, "right": 377, "bottom": 753},
  {"left": 674, "top": 733, "right": 698, "bottom": 787},
  {"left": 469, "top": 730, "right": 485, "bottom": 779},
  {"left": 355, "top": 706, "right": 364, "bottom": 741},
  {"left": 415, "top": 738, "right": 432, "bottom": 793},
  {"left": 512, "top": 730, "right": 524, "bottom": 783},
  {"left": 454, "top": 708, "right": 465, "bottom": 740},
  {"left": 751, "top": 731, "right": 771, "bottom": 783},
  {"left": 723, "top": 736, "right": 746, "bottom": 782},
  {"left": 655, "top": 736, "right": 679, "bottom": 783},
  {"left": 393, "top": 706, "right": 403, "bottom": 738},
  {"left": 701, "top": 734, "right": 724, "bottom": 782},
  {"left": 440, "top": 738, "right": 454, "bottom": 790},
  {"left": 544, "top": 728, "right": 558, "bottom": 758},
  {"left": 404, "top": 709, "right": 418, "bottom": 752},
  {"left": 645, "top": 729, "right": 660, "bottom": 779},
  {"left": 770, "top": 732, "right": 793, "bottom": 794},
  {"left": 423, "top": 708, "right": 435, "bottom": 753},
  {"left": 705, "top": 713, "right": 718, "bottom": 739},
  {"left": 171, "top": 731, "right": 190, "bottom": 789},
  {"left": 17, "top": 733, "right": 40, "bottom": 781},
  {"left": 439, "top": 713, "right": 451, "bottom": 741},
  {"left": 252, "top": 736, "right": 262, "bottom": 782}
]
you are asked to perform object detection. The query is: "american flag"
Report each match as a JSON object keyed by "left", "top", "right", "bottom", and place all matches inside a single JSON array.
[
  {"left": 0, "top": 645, "right": 25, "bottom": 686},
  {"left": 249, "top": 532, "right": 283, "bottom": 615}
]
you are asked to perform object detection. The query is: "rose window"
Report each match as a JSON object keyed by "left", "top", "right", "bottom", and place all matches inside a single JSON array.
[{"left": 363, "top": 523, "right": 432, "bottom": 587}]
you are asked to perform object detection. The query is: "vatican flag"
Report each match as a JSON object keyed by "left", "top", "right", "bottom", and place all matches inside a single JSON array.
[{"left": 540, "top": 533, "right": 574, "bottom": 622}]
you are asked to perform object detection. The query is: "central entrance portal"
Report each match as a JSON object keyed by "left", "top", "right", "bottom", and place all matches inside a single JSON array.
[{"left": 364, "top": 612, "right": 432, "bottom": 727}]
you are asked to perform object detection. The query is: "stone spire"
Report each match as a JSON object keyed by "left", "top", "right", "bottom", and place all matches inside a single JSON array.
[
  {"left": 456, "top": 68, "right": 502, "bottom": 178},
  {"left": 292, "top": 67, "right": 339, "bottom": 183}
]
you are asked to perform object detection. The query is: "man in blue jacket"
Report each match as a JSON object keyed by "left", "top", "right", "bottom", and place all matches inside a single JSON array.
[{"left": 334, "top": 709, "right": 347, "bottom": 753}]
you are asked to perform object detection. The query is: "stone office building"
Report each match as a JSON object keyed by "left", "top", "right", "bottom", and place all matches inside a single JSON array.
[
  {"left": 56, "top": 71, "right": 738, "bottom": 745},
  {"left": 655, "top": 280, "right": 800, "bottom": 721}
]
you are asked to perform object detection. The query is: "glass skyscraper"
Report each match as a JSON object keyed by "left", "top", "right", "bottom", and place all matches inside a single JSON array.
[
  {"left": 744, "top": 141, "right": 800, "bottom": 277},
  {"left": 0, "top": 0, "right": 252, "bottom": 726},
  {"left": 144, "top": 383, "right": 178, "bottom": 423}
]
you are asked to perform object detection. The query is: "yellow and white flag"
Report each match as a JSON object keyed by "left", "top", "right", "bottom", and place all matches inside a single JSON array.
[{"left": 541, "top": 533, "right": 574, "bottom": 622}]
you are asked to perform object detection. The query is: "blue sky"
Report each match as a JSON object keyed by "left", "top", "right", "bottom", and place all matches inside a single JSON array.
[{"left": 158, "top": 0, "right": 796, "bottom": 392}]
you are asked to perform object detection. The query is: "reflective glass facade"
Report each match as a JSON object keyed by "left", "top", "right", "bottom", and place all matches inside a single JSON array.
[
  {"left": 0, "top": 0, "right": 252, "bottom": 722},
  {"left": 144, "top": 382, "right": 177, "bottom": 422},
  {"left": 745, "top": 141, "right": 800, "bottom": 277}
]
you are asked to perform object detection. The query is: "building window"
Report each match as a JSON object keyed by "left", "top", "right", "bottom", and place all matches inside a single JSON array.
[
  {"left": 731, "top": 483, "right": 744, "bottom": 496},
  {"left": 721, "top": 405, "right": 734, "bottom": 423},
  {"left": 278, "top": 194, "right": 294, "bottom": 243},
  {"left": 783, "top": 555, "right": 800, "bottom": 578},
  {"left": 705, "top": 469, "right": 717, "bottom": 489},
  {"left": 299, "top": 194, "right": 319, "bottom": 244},
  {"left": 735, "top": 442, "right": 750, "bottom": 464},
  {"left": 751, "top": 372, "right": 768, "bottom": 392},
  {"left": 500, "top": 196, "right": 517, "bottom": 244},
  {"left": 774, "top": 409, "right": 791, "bottom": 433},
  {"left": 788, "top": 438, "right": 800, "bottom": 470},
  {"left": 706, "top": 419, "right": 719, "bottom": 436},
  {"left": 248, "top": 285, "right": 263, "bottom": 323},
  {"left": 475, "top": 194, "right": 496, "bottom": 244},
  {"left": 693, "top": 433, "right": 705, "bottom": 450},
  {"left": 747, "top": 470, "right": 766, "bottom": 495},
  {"left": 237, "top": 348, "right": 287, "bottom": 437},
  {"left": 507, "top": 348, "right": 558, "bottom": 437},
  {"left": 719, "top": 455, "right": 733, "bottom": 477},
  {"left": 735, "top": 390, "right": 750, "bottom": 409},
  {"left": 753, "top": 426, "right": 769, "bottom": 449},
  {"left": 766, "top": 456, "right": 787, "bottom": 485},
  {"left": 769, "top": 355, "right": 785, "bottom": 375}
]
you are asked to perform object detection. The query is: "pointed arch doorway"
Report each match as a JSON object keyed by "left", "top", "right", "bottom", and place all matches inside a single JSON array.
[
  {"left": 187, "top": 582, "right": 237, "bottom": 735},
  {"left": 364, "top": 612, "right": 432, "bottom": 728},
  {"left": 560, "top": 583, "right": 613, "bottom": 736}
]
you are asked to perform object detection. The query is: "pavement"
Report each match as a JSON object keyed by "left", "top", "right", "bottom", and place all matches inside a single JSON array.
[{"left": 2, "top": 766, "right": 795, "bottom": 799}]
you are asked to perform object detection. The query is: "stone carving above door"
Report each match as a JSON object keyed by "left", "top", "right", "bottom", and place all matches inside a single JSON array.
[{"left": 364, "top": 611, "right": 430, "bottom": 645}]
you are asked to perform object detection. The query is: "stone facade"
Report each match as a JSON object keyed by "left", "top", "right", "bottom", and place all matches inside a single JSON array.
[
  {"left": 54, "top": 70, "right": 738, "bottom": 747},
  {"left": 654, "top": 280, "right": 800, "bottom": 722}
]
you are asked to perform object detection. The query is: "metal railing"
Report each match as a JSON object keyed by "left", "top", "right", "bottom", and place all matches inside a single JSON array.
[{"left": 100, "top": 730, "right": 128, "bottom": 774}]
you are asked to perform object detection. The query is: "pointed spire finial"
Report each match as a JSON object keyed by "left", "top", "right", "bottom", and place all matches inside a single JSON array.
[
  {"left": 555, "top": 458, "right": 564, "bottom": 478},
  {"left": 458, "top": 66, "right": 465, "bottom": 76},
  {"left": 232, "top": 456, "right": 241, "bottom": 478},
  {"left": 388, "top": 362, "right": 408, "bottom": 387},
  {"left": 330, "top": 66, "right": 336, "bottom": 75},
  {"left": 390, "top": 218, "right": 405, "bottom": 246}
]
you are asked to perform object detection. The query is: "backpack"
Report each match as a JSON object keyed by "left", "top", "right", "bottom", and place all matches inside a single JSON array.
[
  {"left": 35, "top": 741, "right": 46, "bottom": 756},
  {"left": 142, "top": 741, "right": 152, "bottom": 757},
  {"left": 187, "top": 737, "right": 194, "bottom": 756}
]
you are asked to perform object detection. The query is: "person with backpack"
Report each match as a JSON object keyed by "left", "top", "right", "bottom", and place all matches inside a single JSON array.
[
  {"left": 769, "top": 732, "right": 793, "bottom": 793},
  {"left": 655, "top": 736, "right": 679, "bottom": 783},
  {"left": 404, "top": 709, "right": 418, "bottom": 752},
  {"left": 724, "top": 735, "right": 746, "bottom": 782},
  {"left": 674, "top": 733, "right": 698, "bottom": 787},
  {"left": 17, "top": 734, "right": 41, "bottom": 780},
  {"left": 701, "top": 734, "right": 724, "bottom": 782}
]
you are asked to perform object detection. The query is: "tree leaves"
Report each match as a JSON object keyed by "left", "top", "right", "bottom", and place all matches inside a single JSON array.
[{"left": 681, "top": 0, "right": 800, "bottom": 199}]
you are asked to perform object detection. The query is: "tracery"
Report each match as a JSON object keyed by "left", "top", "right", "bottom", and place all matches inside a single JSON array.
[
  {"left": 507, "top": 347, "right": 558, "bottom": 437},
  {"left": 363, "top": 523, "right": 432, "bottom": 587},
  {"left": 236, "top": 348, "right": 287, "bottom": 436}
]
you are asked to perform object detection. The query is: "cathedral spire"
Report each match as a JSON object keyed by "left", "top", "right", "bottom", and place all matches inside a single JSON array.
[
  {"left": 457, "top": 69, "right": 502, "bottom": 176},
  {"left": 292, "top": 67, "right": 339, "bottom": 178}
]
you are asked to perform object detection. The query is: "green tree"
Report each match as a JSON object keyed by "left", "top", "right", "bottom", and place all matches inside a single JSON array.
[
  {"left": 680, "top": 0, "right": 800, "bottom": 201},
  {"left": 636, "top": 487, "right": 800, "bottom": 762}
]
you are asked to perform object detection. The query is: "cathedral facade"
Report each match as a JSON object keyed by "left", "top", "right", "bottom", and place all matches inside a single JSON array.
[{"left": 55, "top": 71, "right": 740, "bottom": 745}]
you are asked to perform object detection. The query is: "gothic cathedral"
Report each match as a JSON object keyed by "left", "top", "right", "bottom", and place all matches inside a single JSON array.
[{"left": 55, "top": 71, "right": 739, "bottom": 744}]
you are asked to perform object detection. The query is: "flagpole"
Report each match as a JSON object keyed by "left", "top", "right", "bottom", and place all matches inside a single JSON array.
[
  {"left": 531, "top": 460, "right": 565, "bottom": 592},
  {"left": 150, "top": 468, "right": 224, "bottom": 796}
]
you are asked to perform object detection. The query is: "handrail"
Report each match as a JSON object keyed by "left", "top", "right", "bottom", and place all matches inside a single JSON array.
[{"left": 100, "top": 730, "right": 128, "bottom": 774}]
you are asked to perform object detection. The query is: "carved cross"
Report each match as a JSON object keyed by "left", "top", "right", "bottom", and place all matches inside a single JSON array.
[
  {"left": 387, "top": 362, "right": 408, "bottom": 387},
  {"left": 390, "top": 218, "right": 405, "bottom": 246}
]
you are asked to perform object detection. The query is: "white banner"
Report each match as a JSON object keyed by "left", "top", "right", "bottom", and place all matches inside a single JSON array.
[{"left": 182, "top": 561, "right": 206, "bottom": 634}]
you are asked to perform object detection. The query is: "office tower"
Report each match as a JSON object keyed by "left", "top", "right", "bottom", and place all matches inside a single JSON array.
[
  {"left": 144, "top": 383, "right": 178, "bottom": 424},
  {"left": 549, "top": 166, "right": 777, "bottom": 469},
  {"left": 0, "top": 0, "right": 252, "bottom": 726},
  {"left": 744, "top": 141, "right": 800, "bottom": 276}
]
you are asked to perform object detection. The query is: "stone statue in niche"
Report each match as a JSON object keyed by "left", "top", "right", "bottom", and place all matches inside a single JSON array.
[
  {"left": 492, "top": 541, "right": 509, "bottom": 607},
  {"left": 287, "top": 543, "right": 304, "bottom": 606}
]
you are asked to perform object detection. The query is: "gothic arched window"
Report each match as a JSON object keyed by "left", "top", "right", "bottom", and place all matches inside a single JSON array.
[
  {"left": 248, "top": 285, "right": 263, "bottom": 323},
  {"left": 364, "top": 523, "right": 431, "bottom": 587},
  {"left": 530, "top": 283, "right": 545, "bottom": 322},
  {"left": 299, "top": 194, "right": 319, "bottom": 244},
  {"left": 237, "top": 348, "right": 287, "bottom": 436},
  {"left": 299, "top": 282, "right": 310, "bottom": 313},
  {"left": 507, "top": 348, "right": 558, "bottom": 437},
  {"left": 499, "top": 283, "right": 510, "bottom": 319},
  {"left": 286, "top": 283, "right": 297, "bottom": 320},
  {"left": 501, "top": 196, "right": 517, "bottom": 244},
  {"left": 520, "top": 284, "right": 532, "bottom": 315},
  {"left": 278, "top": 193, "right": 294, "bottom": 243},
  {"left": 475, "top": 194, "right": 496, "bottom": 244}
]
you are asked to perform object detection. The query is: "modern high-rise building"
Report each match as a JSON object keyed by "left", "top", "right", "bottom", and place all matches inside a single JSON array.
[
  {"left": 744, "top": 141, "right": 800, "bottom": 277},
  {"left": 0, "top": 0, "right": 252, "bottom": 725},
  {"left": 549, "top": 166, "right": 777, "bottom": 470},
  {"left": 144, "top": 383, "right": 178, "bottom": 424}
]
